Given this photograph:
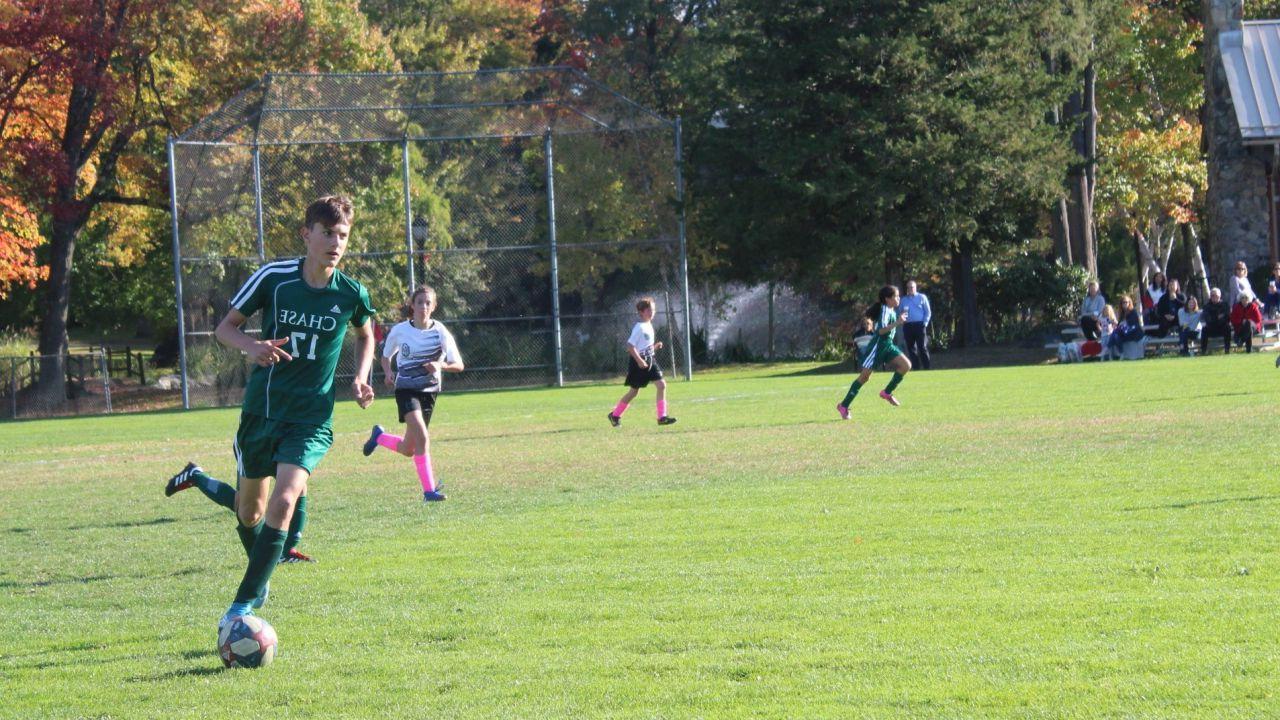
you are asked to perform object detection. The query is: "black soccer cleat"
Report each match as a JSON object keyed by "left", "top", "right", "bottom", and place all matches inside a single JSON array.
[
  {"left": 363, "top": 425, "right": 384, "bottom": 456},
  {"left": 165, "top": 462, "right": 202, "bottom": 497},
  {"left": 607, "top": 413, "right": 621, "bottom": 428},
  {"left": 657, "top": 416, "right": 677, "bottom": 426}
]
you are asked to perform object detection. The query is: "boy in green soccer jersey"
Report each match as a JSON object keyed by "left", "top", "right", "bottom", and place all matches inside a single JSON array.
[
  {"left": 168, "top": 195, "right": 377, "bottom": 631},
  {"left": 836, "top": 284, "right": 912, "bottom": 419}
]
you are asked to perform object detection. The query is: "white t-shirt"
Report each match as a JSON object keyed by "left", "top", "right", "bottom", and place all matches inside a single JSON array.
[
  {"left": 1229, "top": 274, "right": 1254, "bottom": 308},
  {"left": 627, "top": 321, "right": 656, "bottom": 358},
  {"left": 383, "top": 319, "right": 461, "bottom": 392}
]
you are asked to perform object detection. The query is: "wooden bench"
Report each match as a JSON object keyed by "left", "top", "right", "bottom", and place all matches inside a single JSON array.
[{"left": 1049, "top": 316, "right": 1280, "bottom": 358}]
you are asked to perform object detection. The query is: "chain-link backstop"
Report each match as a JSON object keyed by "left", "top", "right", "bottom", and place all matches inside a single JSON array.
[{"left": 169, "top": 68, "right": 690, "bottom": 409}]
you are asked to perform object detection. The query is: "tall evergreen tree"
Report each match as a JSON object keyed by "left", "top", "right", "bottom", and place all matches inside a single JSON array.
[{"left": 696, "top": 0, "right": 1076, "bottom": 344}]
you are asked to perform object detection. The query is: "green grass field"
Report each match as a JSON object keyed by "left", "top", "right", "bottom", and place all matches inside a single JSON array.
[{"left": 3, "top": 357, "right": 1279, "bottom": 718}]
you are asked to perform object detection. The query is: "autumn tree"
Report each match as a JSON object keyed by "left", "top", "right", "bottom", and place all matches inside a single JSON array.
[
  {"left": 1094, "top": 0, "right": 1206, "bottom": 294},
  {"left": 0, "top": 0, "right": 393, "bottom": 399}
]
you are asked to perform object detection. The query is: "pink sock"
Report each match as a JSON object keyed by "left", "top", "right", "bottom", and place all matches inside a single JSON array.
[
  {"left": 376, "top": 432, "right": 403, "bottom": 452},
  {"left": 612, "top": 401, "right": 629, "bottom": 417},
  {"left": 413, "top": 453, "right": 436, "bottom": 493},
  {"left": 657, "top": 400, "right": 667, "bottom": 418}
]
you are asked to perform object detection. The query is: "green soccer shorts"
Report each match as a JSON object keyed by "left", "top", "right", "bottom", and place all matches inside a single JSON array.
[
  {"left": 234, "top": 412, "right": 333, "bottom": 479},
  {"left": 861, "top": 341, "right": 904, "bottom": 370}
]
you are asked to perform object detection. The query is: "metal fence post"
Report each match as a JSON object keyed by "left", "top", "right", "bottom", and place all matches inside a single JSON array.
[
  {"left": 100, "top": 348, "right": 112, "bottom": 413},
  {"left": 674, "top": 118, "right": 693, "bottom": 380},
  {"left": 167, "top": 136, "right": 191, "bottom": 409},
  {"left": 252, "top": 144, "right": 266, "bottom": 260},
  {"left": 402, "top": 138, "right": 416, "bottom": 291},
  {"left": 544, "top": 129, "right": 565, "bottom": 387}
]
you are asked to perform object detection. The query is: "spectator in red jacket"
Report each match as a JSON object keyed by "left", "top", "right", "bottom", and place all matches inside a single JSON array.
[{"left": 1231, "top": 291, "right": 1264, "bottom": 353}]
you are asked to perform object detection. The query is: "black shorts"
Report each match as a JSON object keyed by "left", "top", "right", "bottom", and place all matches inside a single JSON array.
[
  {"left": 624, "top": 355, "right": 663, "bottom": 389},
  {"left": 394, "top": 389, "right": 437, "bottom": 425}
]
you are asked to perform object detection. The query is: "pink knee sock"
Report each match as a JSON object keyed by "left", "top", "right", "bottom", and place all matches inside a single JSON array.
[
  {"left": 657, "top": 400, "right": 667, "bottom": 418},
  {"left": 413, "top": 453, "right": 436, "bottom": 493},
  {"left": 612, "top": 401, "right": 629, "bottom": 417},
  {"left": 376, "top": 432, "right": 403, "bottom": 452}
]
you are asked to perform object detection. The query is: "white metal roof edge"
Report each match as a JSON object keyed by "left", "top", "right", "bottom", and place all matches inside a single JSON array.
[{"left": 1223, "top": 22, "right": 1280, "bottom": 142}]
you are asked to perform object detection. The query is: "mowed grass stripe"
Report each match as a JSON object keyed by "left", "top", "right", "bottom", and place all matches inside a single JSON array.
[{"left": 1, "top": 356, "right": 1278, "bottom": 718}]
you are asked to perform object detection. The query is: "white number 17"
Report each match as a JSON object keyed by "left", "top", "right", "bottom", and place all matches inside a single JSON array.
[{"left": 289, "top": 331, "right": 318, "bottom": 360}]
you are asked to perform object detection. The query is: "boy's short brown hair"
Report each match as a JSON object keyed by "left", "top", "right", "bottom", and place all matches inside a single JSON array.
[
  {"left": 636, "top": 297, "right": 655, "bottom": 313},
  {"left": 304, "top": 195, "right": 354, "bottom": 229}
]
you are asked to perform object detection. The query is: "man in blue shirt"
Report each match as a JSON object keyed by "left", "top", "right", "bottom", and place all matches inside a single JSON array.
[{"left": 898, "top": 280, "right": 932, "bottom": 370}]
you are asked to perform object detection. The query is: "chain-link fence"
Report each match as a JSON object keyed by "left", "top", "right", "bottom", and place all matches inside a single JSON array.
[
  {"left": 0, "top": 352, "right": 113, "bottom": 420},
  {"left": 170, "top": 67, "right": 690, "bottom": 409}
]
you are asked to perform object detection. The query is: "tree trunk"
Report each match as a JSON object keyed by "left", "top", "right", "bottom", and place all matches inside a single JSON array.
[
  {"left": 1133, "top": 230, "right": 1146, "bottom": 294},
  {"left": 766, "top": 280, "right": 775, "bottom": 361},
  {"left": 36, "top": 214, "right": 85, "bottom": 401},
  {"left": 950, "top": 241, "right": 984, "bottom": 347},
  {"left": 1062, "top": 63, "right": 1098, "bottom": 277},
  {"left": 1052, "top": 199, "right": 1073, "bottom": 265},
  {"left": 1044, "top": 52, "right": 1073, "bottom": 266},
  {"left": 1082, "top": 61, "right": 1097, "bottom": 277}
]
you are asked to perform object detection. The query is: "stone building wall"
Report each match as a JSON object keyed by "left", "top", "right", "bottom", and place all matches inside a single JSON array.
[{"left": 1204, "top": 0, "right": 1272, "bottom": 285}]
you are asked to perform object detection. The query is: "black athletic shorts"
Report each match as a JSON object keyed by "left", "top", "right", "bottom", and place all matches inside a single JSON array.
[
  {"left": 394, "top": 389, "right": 438, "bottom": 425},
  {"left": 624, "top": 354, "right": 663, "bottom": 389}
]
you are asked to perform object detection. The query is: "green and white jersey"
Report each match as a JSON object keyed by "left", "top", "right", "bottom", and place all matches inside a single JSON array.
[
  {"left": 868, "top": 304, "right": 898, "bottom": 352},
  {"left": 231, "top": 257, "right": 375, "bottom": 425}
]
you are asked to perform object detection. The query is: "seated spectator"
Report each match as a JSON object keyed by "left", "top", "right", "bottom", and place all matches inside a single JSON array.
[
  {"left": 851, "top": 316, "right": 874, "bottom": 360},
  {"left": 1264, "top": 262, "right": 1280, "bottom": 317},
  {"left": 1229, "top": 260, "right": 1253, "bottom": 308},
  {"left": 1143, "top": 272, "right": 1167, "bottom": 325},
  {"left": 1098, "top": 304, "right": 1118, "bottom": 349},
  {"left": 1154, "top": 278, "right": 1185, "bottom": 336},
  {"left": 1231, "top": 290, "right": 1264, "bottom": 353},
  {"left": 1104, "top": 295, "right": 1145, "bottom": 359},
  {"left": 1079, "top": 281, "right": 1105, "bottom": 340},
  {"left": 1177, "top": 295, "right": 1202, "bottom": 356},
  {"left": 1201, "top": 287, "right": 1232, "bottom": 355}
]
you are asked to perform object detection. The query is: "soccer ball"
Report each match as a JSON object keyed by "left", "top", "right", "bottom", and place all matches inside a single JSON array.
[{"left": 217, "top": 615, "right": 278, "bottom": 668}]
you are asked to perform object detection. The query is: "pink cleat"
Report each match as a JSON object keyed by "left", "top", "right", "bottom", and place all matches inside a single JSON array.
[
  {"left": 879, "top": 391, "right": 900, "bottom": 407},
  {"left": 836, "top": 404, "right": 850, "bottom": 420}
]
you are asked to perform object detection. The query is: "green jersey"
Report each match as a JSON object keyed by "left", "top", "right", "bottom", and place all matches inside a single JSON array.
[
  {"left": 870, "top": 304, "right": 898, "bottom": 349},
  {"left": 231, "top": 257, "right": 375, "bottom": 425}
]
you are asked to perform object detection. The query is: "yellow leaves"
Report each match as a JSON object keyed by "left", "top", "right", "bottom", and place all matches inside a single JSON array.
[{"left": 1096, "top": 117, "right": 1206, "bottom": 232}]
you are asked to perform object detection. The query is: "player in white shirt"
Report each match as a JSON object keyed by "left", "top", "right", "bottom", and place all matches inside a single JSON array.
[
  {"left": 608, "top": 297, "right": 676, "bottom": 427},
  {"left": 362, "top": 286, "right": 463, "bottom": 502}
]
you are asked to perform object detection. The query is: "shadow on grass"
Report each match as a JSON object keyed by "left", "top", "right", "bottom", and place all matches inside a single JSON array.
[
  {"left": 66, "top": 516, "right": 179, "bottom": 531},
  {"left": 769, "top": 362, "right": 856, "bottom": 377},
  {"left": 0, "top": 566, "right": 201, "bottom": 590},
  {"left": 143, "top": 664, "right": 227, "bottom": 681},
  {"left": 447, "top": 426, "right": 583, "bottom": 443},
  {"left": 1122, "top": 494, "right": 1280, "bottom": 512},
  {"left": 0, "top": 640, "right": 111, "bottom": 662}
]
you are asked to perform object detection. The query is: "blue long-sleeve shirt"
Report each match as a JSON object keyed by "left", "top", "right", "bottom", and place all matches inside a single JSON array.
[{"left": 898, "top": 292, "right": 931, "bottom": 326}]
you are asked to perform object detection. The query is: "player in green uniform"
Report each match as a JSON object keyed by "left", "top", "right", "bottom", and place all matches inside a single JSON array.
[
  {"left": 836, "top": 284, "right": 912, "bottom": 419},
  {"left": 167, "top": 195, "right": 377, "bottom": 631}
]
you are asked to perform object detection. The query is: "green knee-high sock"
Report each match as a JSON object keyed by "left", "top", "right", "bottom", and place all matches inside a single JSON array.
[
  {"left": 234, "top": 524, "right": 287, "bottom": 605},
  {"left": 884, "top": 372, "right": 905, "bottom": 394},
  {"left": 282, "top": 494, "right": 307, "bottom": 557},
  {"left": 193, "top": 470, "right": 236, "bottom": 510},
  {"left": 236, "top": 521, "right": 262, "bottom": 557},
  {"left": 841, "top": 379, "right": 864, "bottom": 407}
]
